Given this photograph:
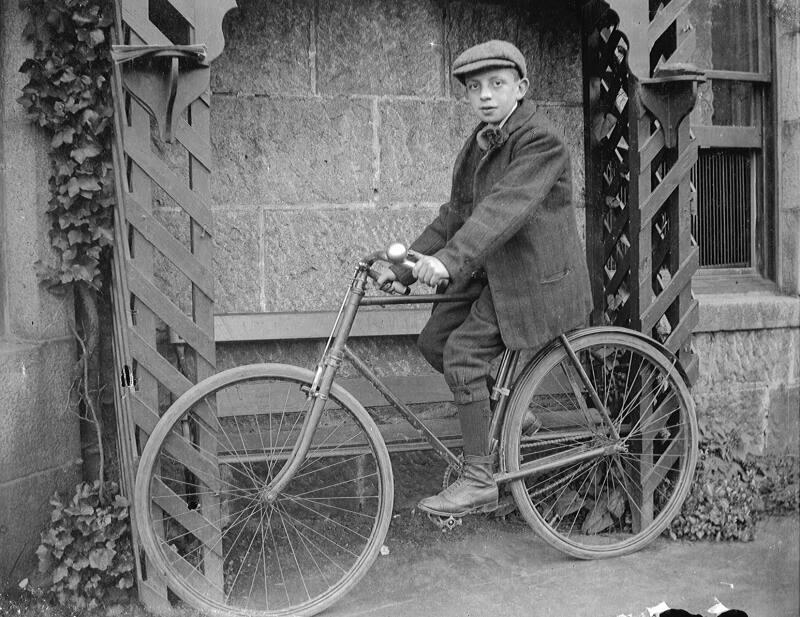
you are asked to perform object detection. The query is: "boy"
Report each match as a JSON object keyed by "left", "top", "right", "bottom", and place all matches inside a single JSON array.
[{"left": 379, "top": 40, "right": 592, "bottom": 518}]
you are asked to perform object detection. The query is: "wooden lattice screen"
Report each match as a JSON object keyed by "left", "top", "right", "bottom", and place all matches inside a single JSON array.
[
  {"left": 108, "top": 0, "right": 234, "bottom": 608},
  {"left": 583, "top": 0, "right": 702, "bottom": 382}
]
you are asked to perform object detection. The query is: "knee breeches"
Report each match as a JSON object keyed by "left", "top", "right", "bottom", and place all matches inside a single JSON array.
[{"left": 417, "top": 283, "right": 505, "bottom": 404}]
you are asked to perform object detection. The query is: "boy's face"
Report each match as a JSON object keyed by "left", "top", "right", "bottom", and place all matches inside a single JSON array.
[{"left": 464, "top": 68, "right": 529, "bottom": 126}]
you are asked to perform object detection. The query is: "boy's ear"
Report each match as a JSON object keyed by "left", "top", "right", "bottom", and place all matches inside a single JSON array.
[{"left": 516, "top": 77, "right": 530, "bottom": 100}]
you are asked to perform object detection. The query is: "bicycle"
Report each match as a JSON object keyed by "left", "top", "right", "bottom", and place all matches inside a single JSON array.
[{"left": 133, "top": 244, "right": 698, "bottom": 617}]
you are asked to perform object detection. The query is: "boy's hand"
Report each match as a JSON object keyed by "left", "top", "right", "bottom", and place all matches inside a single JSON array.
[
  {"left": 376, "top": 269, "right": 407, "bottom": 294},
  {"left": 413, "top": 256, "right": 449, "bottom": 287}
]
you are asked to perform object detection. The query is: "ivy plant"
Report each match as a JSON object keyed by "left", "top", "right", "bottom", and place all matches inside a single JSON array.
[
  {"left": 19, "top": 481, "right": 135, "bottom": 609},
  {"left": 17, "top": 0, "right": 116, "bottom": 290}
]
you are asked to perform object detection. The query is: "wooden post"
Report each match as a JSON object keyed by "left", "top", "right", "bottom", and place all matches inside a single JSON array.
[
  {"left": 109, "top": 0, "right": 235, "bottom": 609},
  {"left": 582, "top": 0, "right": 700, "bottom": 381}
]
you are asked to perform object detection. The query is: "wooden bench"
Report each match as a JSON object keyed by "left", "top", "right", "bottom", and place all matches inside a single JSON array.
[{"left": 214, "top": 307, "right": 465, "bottom": 453}]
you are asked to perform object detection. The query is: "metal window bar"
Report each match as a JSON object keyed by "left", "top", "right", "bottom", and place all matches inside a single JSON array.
[{"left": 691, "top": 149, "right": 754, "bottom": 268}]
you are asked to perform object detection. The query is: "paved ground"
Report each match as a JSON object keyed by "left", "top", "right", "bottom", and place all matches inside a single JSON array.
[
  {"left": 324, "top": 513, "right": 799, "bottom": 617},
  {"left": 1, "top": 514, "right": 796, "bottom": 617}
]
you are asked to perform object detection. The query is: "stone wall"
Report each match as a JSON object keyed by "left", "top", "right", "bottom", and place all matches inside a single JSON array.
[
  {"left": 694, "top": 298, "right": 799, "bottom": 456},
  {"left": 208, "top": 0, "right": 584, "bottom": 317},
  {"left": 203, "top": 0, "right": 799, "bottom": 468},
  {"left": 0, "top": 0, "right": 82, "bottom": 590}
]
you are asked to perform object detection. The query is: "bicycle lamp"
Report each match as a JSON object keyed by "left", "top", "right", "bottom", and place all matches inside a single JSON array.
[{"left": 386, "top": 242, "right": 416, "bottom": 268}]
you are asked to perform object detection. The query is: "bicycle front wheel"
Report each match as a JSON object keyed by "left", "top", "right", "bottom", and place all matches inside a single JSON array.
[
  {"left": 134, "top": 364, "right": 394, "bottom": 617},
  {"left": 501, "top": 330, "right": 697, "bottom": 559}
]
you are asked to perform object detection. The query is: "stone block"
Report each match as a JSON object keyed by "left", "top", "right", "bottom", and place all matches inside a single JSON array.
[
  {"left": 261, "top": 204, "right": 438, "bottom": 312},
  {"left": 1, "top": 3, "right": 35, "bottom": 124},
  {"left": 379, "top": 100, "right": 475, "bottom": 204},
  {"left": 766, "top": 384, "right": 800, "bottom": 456},
  {"left": 692, "top": 329, "right": 799, "bottom": 390},
  {"left": 516, "top": 5, "right": 582, "bottom": 103},
  {"left": 316, "top": 0, "right": 444, "bottom": 96},
  {"left": 693, "top": 383, "right": 769, "bottom": 455},
  {"left": 446, "top": 1, "right": 582, "bottom": 102},
  {"left": 1, "top": 122, "right": 73, "bottom": 340},
  {"left": 0, "top": 339, "right": 81, "bottom": 484},
  {"left": 379, "top": 100, "right": 585, "bottom": 207},
  {"left": 0, "top": 464, "right": 81, "bottom": 589},
  {"left": 695, "top": 294, "right": 800, "bottom": 333},
  {"left": 211, "top": 0, "right": 314, "bottom": 95},
  {"left": 212, "top": 96, "right": 374, "bottom": 205},
  {"left": 213, "top": 207, "right": 262, "bottom": 314},
  {"left": 445, "top": 1, "right": 520, "bottom": 101}
]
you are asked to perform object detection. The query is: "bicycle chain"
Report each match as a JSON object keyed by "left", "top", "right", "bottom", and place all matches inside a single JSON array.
[
  {"left": 527, "top": 459, "right": 596, "bottom": 499},
  {"left": 519, "top": 434, "right": 593, "bottom": 449},
  {"left": 518, "top": 432, "right": 601, "bottom": 501}
]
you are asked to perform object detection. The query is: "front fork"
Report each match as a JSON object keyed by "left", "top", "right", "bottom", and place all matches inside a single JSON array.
[{"left": 261, "top": 267, "right": 369, "bottom": 503}]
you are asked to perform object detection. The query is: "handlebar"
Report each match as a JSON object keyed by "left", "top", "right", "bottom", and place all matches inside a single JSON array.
[
  {"left": 361, "top": 243, "right": 422, "bottom": 296},
  {"left": 360, "top": 243, "right": 479, "bottom": 303}
]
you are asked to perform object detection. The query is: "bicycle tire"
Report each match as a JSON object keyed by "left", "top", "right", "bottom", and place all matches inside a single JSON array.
[
  {"left": 501, "top": 329, "right": 698, "bottom": 559},
  {"left": 134, "top": 363, "right": 394, "bottom": 616}
]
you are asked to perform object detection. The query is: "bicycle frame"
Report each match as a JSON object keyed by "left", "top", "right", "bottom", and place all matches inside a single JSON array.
[{"left": 263, "top": 257, "right": 624, "bottom": 502}]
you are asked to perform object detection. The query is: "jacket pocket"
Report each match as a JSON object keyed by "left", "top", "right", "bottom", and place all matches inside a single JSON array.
[{"left": 541, "top": 267, "right": 571, "bottom": 284}]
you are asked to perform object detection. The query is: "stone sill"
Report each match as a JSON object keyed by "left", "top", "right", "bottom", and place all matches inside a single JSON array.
[{"left": 694, "top": 291, "right": 800, "bottom": 333}]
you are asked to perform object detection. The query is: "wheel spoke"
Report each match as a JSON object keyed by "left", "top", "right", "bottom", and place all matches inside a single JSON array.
[
  {"left": 505, "top": 333, "right": 697, "bottom": 557},
  {"left": 137, "top": 369, "right": 392, "bottom": 616}
]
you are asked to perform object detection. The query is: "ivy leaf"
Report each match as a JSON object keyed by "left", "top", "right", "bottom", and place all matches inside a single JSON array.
[
  {"left": 607, "top": 488, "right": 626, "bottom": 519},
  {"left": 71, "top": 12, "right": 95, "bottom": 27},
  {"left": 67, "top": 229, "right": 86, "bottom": 245},
  {"left": 92, "top": 225, "right": 113, "bottom": 245},
  {"left": 36, "top": 544, "right": 52, "bottom": 573},
  {"left": 88, "top": 29, "right": 104, "bottom": 47},
  {"left": 88, "top": 547, "right": 115, "bottom": 571},
  {"left": 66, "top": 176, "right": 80, "bottom": 197},
  {"left": 52, "top": 564, "right": 69, "bottom": 584},
  {"left": 71, "top": 143, "right": 102, "bottom": 163},
  {"left": 77, "top": 175, "right": 101, "bottom": 192},
  {"left": 51, "top": 127, "right": 75, "bottom": 147},
  {"left": 553, "top": 489, "right": 582, "bottom": 518}
]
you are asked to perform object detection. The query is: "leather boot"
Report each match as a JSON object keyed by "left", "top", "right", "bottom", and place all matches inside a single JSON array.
[{"left": 418, "top": 455, "right": 498, "bottom": 517}]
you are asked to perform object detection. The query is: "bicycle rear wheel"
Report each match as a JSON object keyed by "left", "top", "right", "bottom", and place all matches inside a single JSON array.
[
  {"left": 134, "top": 364, "right": 394, "bottom": 616},
  {"left": 501, "top": 329, "right": 697, "bottom": 559}
]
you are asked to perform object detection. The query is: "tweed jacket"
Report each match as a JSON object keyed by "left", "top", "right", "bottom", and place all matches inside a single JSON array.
[{"left": 404, "top": 98, "right": 593, "bottom": 351}]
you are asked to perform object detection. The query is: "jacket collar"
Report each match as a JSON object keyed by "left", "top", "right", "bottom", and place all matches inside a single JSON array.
[{"left": 475, "top": 98, "right": 538, "bottom": 152}]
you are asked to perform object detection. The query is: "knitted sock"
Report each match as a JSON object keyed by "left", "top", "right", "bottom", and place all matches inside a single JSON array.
[{"left": 458, "top": 399, "right": 492, "bottom": 457}]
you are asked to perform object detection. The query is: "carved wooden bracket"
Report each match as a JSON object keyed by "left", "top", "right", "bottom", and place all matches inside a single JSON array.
[
  {"left": 639, "top": 63, "right": 706, "bottom": 148},
  {"left": 111, "top": 44, "right": 208, "bottom": 142}
]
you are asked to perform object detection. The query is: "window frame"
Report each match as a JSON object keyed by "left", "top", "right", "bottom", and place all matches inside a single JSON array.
[{"left": 690, "top": 0, "right": 778, "bottom": 293}]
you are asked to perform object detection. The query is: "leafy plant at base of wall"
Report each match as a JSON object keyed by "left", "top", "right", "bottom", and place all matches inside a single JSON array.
[
  {"left": 667, "top": 425, "right": 800, "bottom": 542},
  {"left": 19, "top": 481, "right": 134, "bottom": 609},
  {"left": 669, "top": 443, "right": 761, "bottom": 542},
  {"left": 750, "top": 453, "right": 800, "bottom": 515}
]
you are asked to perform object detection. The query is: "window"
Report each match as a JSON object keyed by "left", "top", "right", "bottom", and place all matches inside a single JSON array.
[{"left": 689, "top": 0, "right": 775, "bottom": 288}]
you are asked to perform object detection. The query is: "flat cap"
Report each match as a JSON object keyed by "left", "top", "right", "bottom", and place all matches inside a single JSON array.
[{"left": 452, "top": 40, "right": 526, "bottom": 81}]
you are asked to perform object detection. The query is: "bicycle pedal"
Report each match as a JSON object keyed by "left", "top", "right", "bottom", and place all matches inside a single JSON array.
[{"left": 427, "top": 513, "right": 463, "bottom": 532}]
